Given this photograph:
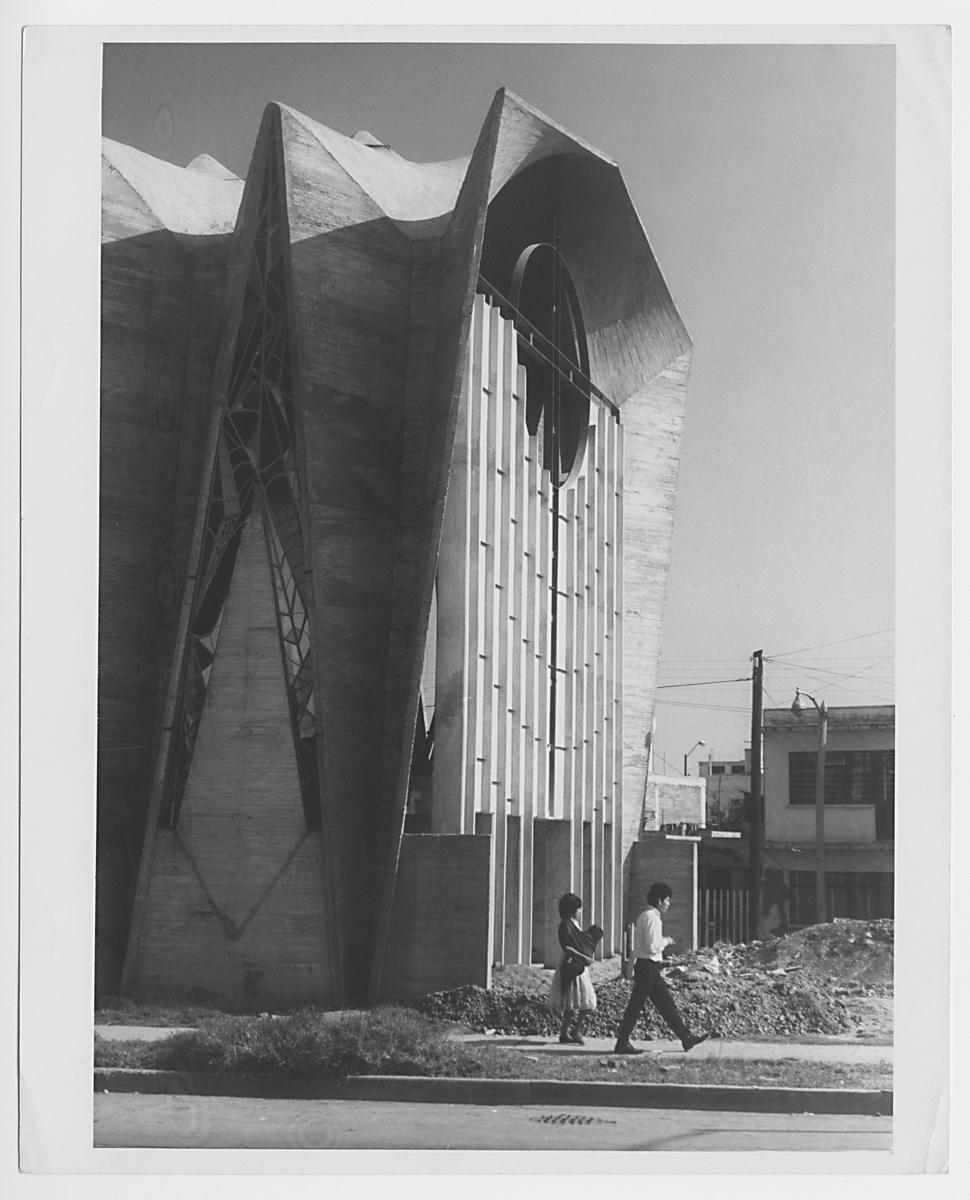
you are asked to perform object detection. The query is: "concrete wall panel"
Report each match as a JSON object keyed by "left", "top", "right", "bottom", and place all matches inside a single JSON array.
[
  {"left": 628, "top": 834, "right": 697, "bottom": 952},
  {"left": 128, "top": 831, "right": 332, "bottom": 1006},
  {"left": 378, "top": 834, "right": 493, "bottom": 1004}
]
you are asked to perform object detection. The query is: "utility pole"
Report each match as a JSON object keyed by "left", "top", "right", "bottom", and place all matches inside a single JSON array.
[
  {"left": 813, "top": 701, "right": 829, "bottom": 924},
  {"left": 749, "top": 649, "right": 764, "bottom": 940}
]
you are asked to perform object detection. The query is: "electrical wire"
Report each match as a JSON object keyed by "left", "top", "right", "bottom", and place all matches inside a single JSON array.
[
  {"left": 765, "top": 659, "right": 894, "bottom": 704},
  {"left": 655, "top": 698, "right": 751, "bottom": 713},
  {"left": 657, "top": 676, "right": 752, "bottom": 689},
  {"left": 768, "top": 628, "right": 894, "bottom": 658}
]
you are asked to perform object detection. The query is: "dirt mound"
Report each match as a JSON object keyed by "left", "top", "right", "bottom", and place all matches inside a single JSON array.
[
  {"left": 413, "top": 921, "right": 893, "bottom": 1040},
  {"left": 414, "top": 972, "right": 853, "bottom": 1040},
  {"left": 737, "top": 920, "right": 894, "bottom": 987}
]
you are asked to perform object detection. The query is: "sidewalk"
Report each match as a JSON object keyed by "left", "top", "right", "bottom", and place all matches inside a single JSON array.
[
  {"left": 96, "top": 1025, "right": 892, "bottom": 1064},
  {"left": 457, "top": 1033, "right": 893, "bottom": 1064},
  {"left": 93, "top": 1025, "right": 891, "bottom": 1115}
]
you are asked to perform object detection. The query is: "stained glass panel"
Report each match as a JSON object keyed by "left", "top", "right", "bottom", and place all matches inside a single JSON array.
[{"left": 160, "top": 147, "right": 321, "bottom": 831}]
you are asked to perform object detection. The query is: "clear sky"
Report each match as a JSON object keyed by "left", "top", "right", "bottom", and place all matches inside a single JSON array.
[{"left": 102, "top": 41, "right": 895, "bottom": 774}]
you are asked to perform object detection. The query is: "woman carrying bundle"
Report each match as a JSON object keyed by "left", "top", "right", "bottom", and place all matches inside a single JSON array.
[{"left": 547, "top": 892, "right": 603, "bottom": 1045}]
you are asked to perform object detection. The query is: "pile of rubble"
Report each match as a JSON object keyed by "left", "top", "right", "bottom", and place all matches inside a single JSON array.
[
  {"left": 735, "top": 919, "right": 893, "bottom": 993},
  {"left": 412, "top": 920, "right": 892, "bottom": 1040}
]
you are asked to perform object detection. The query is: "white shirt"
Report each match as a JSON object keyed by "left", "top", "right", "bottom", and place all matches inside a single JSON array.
[{"left": 632, "top": 905, "right": 672, "bottom": 961}]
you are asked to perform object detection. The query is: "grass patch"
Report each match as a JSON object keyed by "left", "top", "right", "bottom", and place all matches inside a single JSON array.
[
  {"left": 96, "top": 1001, "right": 261, "bottom": 1027},
  {"left": 94, "top": 1009, "right": 891, "bottom": 1091},
  {"left": 96, "top": 1008, "right": 488, "bottom": 1079}
]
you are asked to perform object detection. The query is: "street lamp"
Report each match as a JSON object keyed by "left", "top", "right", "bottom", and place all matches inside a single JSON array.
[
  {"left": 791, "top": 689, "right": 828, "bottom": 924},
  {"left": 683, "top": 739, "right": 707, "bottom": 776}
]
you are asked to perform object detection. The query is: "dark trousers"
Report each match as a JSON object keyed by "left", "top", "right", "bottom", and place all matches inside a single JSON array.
[{"left": 616, "top": 959, "right": 691, "bottom": 1045}]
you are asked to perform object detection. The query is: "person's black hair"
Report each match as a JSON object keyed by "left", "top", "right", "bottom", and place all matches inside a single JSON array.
[
  {"left": 647, "top": 882, "right": 673, "bottom": 907},
  {"left": 558, "top": 892, "right": 582, "bottom": 919},
  {"left": 587, "top": 924, "right": 604, "bottom": 945}
]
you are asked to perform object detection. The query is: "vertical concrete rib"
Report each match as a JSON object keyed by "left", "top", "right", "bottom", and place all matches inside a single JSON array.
[
  {"left": 483, "top": 304, "right": 506, "bottom": 959},
  {"left": 519, "top": 364, "right": 537, "bottom": 964},
  {"left": 561, "top": 485, "right": 578, "bottom": 882},
  {"left": 536, "top": 457, "right": 552, "bottom": 824},
  {"left": 582, "top": 426, "right": 597, "bottom": 922},
  {"left": 573, "top": 469, "right": 588, "bottom": 878},
  {"left": 464, "top": 297, "right": 488, "bottom": 833},
  {"left": 613, "top": 418, "right": 625, "bottom": 951},
  {"left": 496, "top": 315, "right": 520, "bottom": 957},
  {"left": 593, "top": 405, "right": 609, "bottom": 939},
  {"left": 602, "top": 410, "right": 619, "bottom": 949}
]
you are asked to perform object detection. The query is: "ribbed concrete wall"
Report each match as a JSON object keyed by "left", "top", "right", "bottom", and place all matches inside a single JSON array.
[{"left": 432, "top": 295, "right": 623, "bottom": 963}]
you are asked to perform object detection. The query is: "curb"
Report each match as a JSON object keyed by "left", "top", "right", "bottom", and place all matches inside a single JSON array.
[{"left": 94, "top": 1070, "right": 892, "bottom": 1116}]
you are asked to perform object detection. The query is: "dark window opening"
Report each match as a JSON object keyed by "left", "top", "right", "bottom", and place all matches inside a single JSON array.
[
  {"left": 789, "top": 870, "right": 894, "bottom": 924},
  {"left": 788, "top": 749, "right": 895, "bottom": 811}
]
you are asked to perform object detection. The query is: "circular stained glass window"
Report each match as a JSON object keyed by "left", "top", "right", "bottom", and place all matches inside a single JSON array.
[{"left": 511, "top": 243, "right": 591, "bottom": 487}]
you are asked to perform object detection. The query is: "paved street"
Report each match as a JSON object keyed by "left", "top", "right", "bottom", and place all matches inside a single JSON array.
[{"left": 94, "top": 1093, "right": 891, "bottom": 1152}]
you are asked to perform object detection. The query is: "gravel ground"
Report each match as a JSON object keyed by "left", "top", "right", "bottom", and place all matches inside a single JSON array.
[{"left": 413, "top": 920, "right": 893, "bottom": 1041}]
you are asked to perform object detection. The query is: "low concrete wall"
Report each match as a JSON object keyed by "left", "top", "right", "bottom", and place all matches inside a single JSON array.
[
  {"left": 378, "top": 833, "right": 493, "bottom": 1003},
  {"left": 627, "top": 834, "right": 698, "bottom": 951}
]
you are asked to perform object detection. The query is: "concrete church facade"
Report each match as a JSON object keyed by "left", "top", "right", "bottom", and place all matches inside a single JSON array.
[{"left": 98, "top": 90, "right": 692, "bottom": 1008}]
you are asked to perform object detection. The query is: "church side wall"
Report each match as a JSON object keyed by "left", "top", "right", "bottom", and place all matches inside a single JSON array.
[
  {"left": 98, "top": 233, "right": 228, "bottom": 997},
  {"left": 619, "top": 353, "right": 692, "bottom": 924}
]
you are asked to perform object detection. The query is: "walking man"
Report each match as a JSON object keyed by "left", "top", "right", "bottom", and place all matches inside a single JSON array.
[{"left": 614, "top": 881, "right": 710, "bottom": 1055}]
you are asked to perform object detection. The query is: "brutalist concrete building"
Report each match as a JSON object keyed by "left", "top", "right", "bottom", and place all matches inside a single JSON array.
[{"left": 98, "top": 89, "right": 692, "bottom": 1008}]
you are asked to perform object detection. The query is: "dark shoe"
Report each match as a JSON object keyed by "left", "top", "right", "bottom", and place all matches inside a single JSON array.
[
  {"left": 682, "top": 1032, "right": 711, "bottom": 1052},
  {"left": 559, "top": 1034, "right": 573, "bottom": 1044},
  {"left": 613, "top": 1042, "right": 644, "bottom": 1055},
  {"left": 569, "top": 1013, "right": 588, "bottom": 1045}
]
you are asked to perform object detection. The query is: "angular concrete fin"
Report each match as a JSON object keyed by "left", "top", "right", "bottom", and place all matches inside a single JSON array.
[
  {"left": 368, "top": 89, "right": 509, "bottom": 1003},
  {"left": 275, "top": 103, "right": 391, "bottom": 241},
  {"left": 279, "top": 104, "right": 467, "bottom": 238}
]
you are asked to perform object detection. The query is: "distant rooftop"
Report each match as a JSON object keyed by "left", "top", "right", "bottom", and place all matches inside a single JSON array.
[{"left": 763, "top": 704, "right": 895, "bottom": 731}]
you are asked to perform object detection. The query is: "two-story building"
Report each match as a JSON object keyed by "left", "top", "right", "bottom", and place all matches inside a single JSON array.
[{"left": 762, "top": 705, "right": 894, "bottom": 933}]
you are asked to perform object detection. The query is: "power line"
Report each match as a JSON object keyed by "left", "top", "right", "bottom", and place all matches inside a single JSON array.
[
  {"left": 657, "top": 676, "right": 752, "bottom": 690},
  {"left": 767, "top": 656, "right": 894, "bottom": 678},
  {"left": 768, "top": 627, "right": 894, "bottom": 658},
  {"left": 765, "top": 657, "right": 895, "bottom": 700}
]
